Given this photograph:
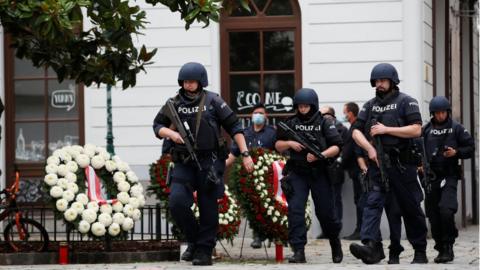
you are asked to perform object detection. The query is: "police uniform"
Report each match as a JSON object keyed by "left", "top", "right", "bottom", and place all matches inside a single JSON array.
[
  {"left": 152, "top": 62, "right": 243, "bottom": 266},
  {"left": 349, "top": 63, "right": 428, "bottom": 264},
  {"left": 422, "top": 96, "right": 474, "bottom": 263},
  {"left": 277, "top": 88, "right": 343, "bottom": 263},
  {"left": 230, "top": 124, "right": 276, "bottom": 156}
]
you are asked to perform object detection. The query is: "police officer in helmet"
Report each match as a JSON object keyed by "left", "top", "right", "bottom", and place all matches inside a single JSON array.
[
  {"left": 421, "top": 96, "right": 474, "bottom": 263},
  {"left": 349, "top": 63, "right": 428, "bottom": 264},
  {"left": 276, "top": 88, "right": 344, "bottom": 263},
  {"left": 153, "top": 62, "right": 254, "bottom": 266}
]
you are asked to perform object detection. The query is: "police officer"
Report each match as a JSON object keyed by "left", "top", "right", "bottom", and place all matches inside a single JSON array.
[
  {"left": 349, "top": 63, "right": 428, "bottom": 264},
  {"left": 422, "top": 96, "right": 474, "bottom": 263},
  {"left": 225, "top": 102, "right": 276, "bottom": 249},
  {"left": 276, "top": 88, "right": 343, "bottom": 263},
  {"left": 153, "top": 62, "right": 254, "bottom": 266},
  {"left": 318, "top": 106, "right": 347, "bottom": 239}
]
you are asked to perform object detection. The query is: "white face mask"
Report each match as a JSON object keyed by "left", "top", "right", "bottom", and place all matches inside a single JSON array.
[{"left": 251, "top": 113, "right": 265, "bottom": 125}]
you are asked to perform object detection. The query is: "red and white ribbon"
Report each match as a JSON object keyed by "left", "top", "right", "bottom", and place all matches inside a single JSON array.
[
  {"left": 85, "top": 166, "right": 117, "bottom": 205},
  {"left": 272, "top": 160, "right": 287, "bottom": 206}
]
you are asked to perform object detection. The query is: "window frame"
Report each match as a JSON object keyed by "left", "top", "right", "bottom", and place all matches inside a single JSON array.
[{"left": 220, "top": 0, "right": 302, "bottom": 119}]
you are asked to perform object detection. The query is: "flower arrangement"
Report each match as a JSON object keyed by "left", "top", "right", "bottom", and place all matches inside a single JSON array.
[
  {"left": 44, "top": 144, "right": 145, "bottom": 239},
  {"left": 229, "top": 148, "right": 312, "bottom": 244},
  {"left": 148, "top": 155, "right": 241, "bottom": 242}
]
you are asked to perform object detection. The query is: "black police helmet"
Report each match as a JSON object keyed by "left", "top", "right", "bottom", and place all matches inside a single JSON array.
[
  {"left": 429, "top": 96, "right": 451, "bottom": 114},
  {"left": 177, "top": 62, "right": 208, "bottom": 87},
  {"left": 293, "top": 88, "right": 319, "bottom": 112},
  {"left": 370, "top": 63, "right": 400, "bottom": 87}
]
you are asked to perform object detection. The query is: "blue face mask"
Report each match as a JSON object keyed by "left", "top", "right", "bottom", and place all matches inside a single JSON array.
[
  {"left": 339, "top": 115, "right": 347, "bottom": 123},
  {"left": 251, "top": 113, "right": 265, "bottom": 125}
]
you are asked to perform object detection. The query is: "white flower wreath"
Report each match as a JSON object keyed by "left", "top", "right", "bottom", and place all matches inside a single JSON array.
[{"left": 44, "top": 144, "right": 145, "bottom": 238}]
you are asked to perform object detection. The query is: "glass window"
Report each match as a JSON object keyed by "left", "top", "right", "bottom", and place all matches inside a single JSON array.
[
  {"left": 264, "top": 31, "right": 295, "bottom": 70},
  {"left": 266, "top": 0, "right": 293, "bottom": 16},
  {"left": 48, "top": 79, "right": 79, "bottom": 119},
  {"left": 14, "top": 80, "right": 45, "bottom": 120},
  {"left": 253, "top": 0, "right": 268, "bottom": 12},
  {"left": 230, "top": 75, "right": 261, "bottom": 114},
  {"left": 264, "top": 74, "right": 295, "bottom": 113},
  {"left": 230, "top": 2, "right": 256, "bottom": 16},
  {"left": 229, "top": 32, "right": 260, "bottom": 71},
  {"left": 15, "top": 123, "right": 45, "bottom": 162},
  {"left": 14, "top": 58, "right": 44, "bottom": 77}
]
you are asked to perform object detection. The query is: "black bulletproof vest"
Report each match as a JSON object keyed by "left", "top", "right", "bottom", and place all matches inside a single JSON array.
[
  {"left": 364, "top": 91, "right": 408, "bottom": 149},
  {"left": 287, "top": 112, "right": 325, "bottom": 163},
  {"left": 173, "top": 91, "right": 220, "bottom": 151},
  {"left": 424, "top": 119, "right": 458, "bottom": 167}
]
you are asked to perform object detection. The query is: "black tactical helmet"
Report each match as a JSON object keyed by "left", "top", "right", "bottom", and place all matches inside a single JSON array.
[
  {"left": 178, "top": 62, "right": 208, "bottom": 87},
  {"left": 429, "top": 96, "right": 451, "bottom": 114},
  {"left": 370, "top": 63, "right": 400, "bottom": 87},
  {"left": 293, "top": 88, "right": 319, "bottom": 112}
]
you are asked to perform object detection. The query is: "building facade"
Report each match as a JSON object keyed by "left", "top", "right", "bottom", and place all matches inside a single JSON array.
[{"left": 1, "top": 0, "right": 478, "bottom": 235}]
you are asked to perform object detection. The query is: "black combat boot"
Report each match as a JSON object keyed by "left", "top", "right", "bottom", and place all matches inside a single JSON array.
[
  {"left": 411, "top": 250, "right": 428, "bottom": 264},
  {"left": 387, "top": 244, "right": 404, "bottom": 264},
  {"left": 192, "top": 250, "right": 212, "bottom": 266},
  {"left": 250, "top": 236, "right": 262, "bottom": 249},
  {"left": 329, "top": 238, "right": 343, "bottom": 263},
  {"left": 181, "top": 243, "right": 195, "bottom": 261},
  {"left": 434, "top": 244, "right": 454, "bottom": 263},
  {"left": 288, "top": 249, "right": 306, "bottom": 263},
  {"left": 343, "top": 229, "right": 361, "bottom": 240},
  {"left": 350, "top": 240, "right": 385, "bottom": 264}
]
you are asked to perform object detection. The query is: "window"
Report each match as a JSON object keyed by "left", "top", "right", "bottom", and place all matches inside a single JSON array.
[
  {"left": 220, "top": 0, "right": 301, "bottom": 126},
  {"left": 4, "top": 36, "right": 84, "bottom": 203}
]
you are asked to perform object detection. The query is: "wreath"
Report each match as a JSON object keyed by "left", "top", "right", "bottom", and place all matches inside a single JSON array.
[
  {"left": 148, "top": 155, "right": 241, "bottom": 242},
  {"left": 43, "top": 144, "right": 145, "bottom": 239},
  {"left": 229, "top": 148, "right": 312, "bottom": 244}
]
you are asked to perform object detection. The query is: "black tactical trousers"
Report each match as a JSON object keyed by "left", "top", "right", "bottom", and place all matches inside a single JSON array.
[{"left": 425, "top": 175, "right": 459, "bottom": 246}]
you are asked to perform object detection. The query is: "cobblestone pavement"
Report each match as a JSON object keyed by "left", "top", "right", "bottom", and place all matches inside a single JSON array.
[{"left": 1, "top": 225, "right": 477, "bottom": 270}]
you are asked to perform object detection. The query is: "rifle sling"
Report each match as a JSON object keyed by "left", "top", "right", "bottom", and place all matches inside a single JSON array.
[{"left": 194, "top": 92, "right": 207, "bottom": 149}]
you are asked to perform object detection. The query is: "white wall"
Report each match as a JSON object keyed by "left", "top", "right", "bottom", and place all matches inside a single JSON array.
[{"left": 83, "top": 1, "right": 220, "bottom": 181}]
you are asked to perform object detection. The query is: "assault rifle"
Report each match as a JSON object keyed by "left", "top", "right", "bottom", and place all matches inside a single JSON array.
[
  {"left": 419, "top": 138, "right": 436, "bottom": 193},
  {"left": 165, "top": 99, "right": 221, "bottom": 185},
  {"left": 277, "top": 122, "right": 325, "bottom": 160},
  {"left": 371, "top": 119, "right": 390, "bottom": 192}
]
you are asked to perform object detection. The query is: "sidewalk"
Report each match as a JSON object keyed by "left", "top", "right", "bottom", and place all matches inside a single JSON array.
[{"left": 1, "top": 225, "right": 478, "bottom": 270}]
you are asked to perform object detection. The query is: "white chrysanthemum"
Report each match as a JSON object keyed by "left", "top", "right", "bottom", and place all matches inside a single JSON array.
[
  {"left": 274, "top": 210, "right": 280, "bottom": 217},
  {"left": 123, "top": 204, "right": 134, "bottom": 217},
  {"left": 91, "top": 155, "right": 105, "bottom": 169},
  {"left": 131, "top": 209, "right": 141, "bottom": 221},
  {"left": 45, "top": 164, "right": 58, "bottom": 174},
  {"left": 64, "top": 208, "right": 78, "bottom": 222},
  {"left": 272, "top": 216, "right": 278, "bottom": 223},
  {"left": 117, "top": 192, "right": 130, "bottom": 204},
  {"left": 75, "top": 154, "right": 90, "bottom": 168},
  {"left": 98, "top": 213, "right": 113, "bottom": 227},
  {"left": 47, "top": 156, "right": 60, "bottom": 166},
  {"left": 44, "top": 174, "right": 58, "bottom": 186},
  {"left": 65, "top": 172, "right": 77, "bottom": 183},
  {"left": 116, "top": 161, "right": 130, "bottom": 172},
  {"left": 56, "top": 199, "right": 69, "bottom": 212},
  {"left": 112, "top": 201, "right": 124, "bottom": 213},
  {"left": 72, "top": 145, "right": 84, "bottom": 153},
  {"left": 108, "top": 223, "right": 121, "bottom": 237},
  {"left": 137, "top": 195, "right": 146, "bottom": 207},
  {"left": 105, "top": 160, "right": 117, "bottom": 172},
  {"left": 128, "top": 197, "right": 140, "bottom": 209},
  {"left": 112, "top": 212, "right": 125, "bottom": 225},
  {"left": 87, "top": 201, "right": 99, "bottom": 212},
  {"left": 126, "top": 171, "right": 138, "bottom": 183},
  {"left": 71, "top": 201, "right": 85, "bottom": 214},
  {"left": 54, "top": 149, "right": 71, "bottom": 161},
  {"left": 84, "top": 148, "right": 96, "bottom": 158},
  {"left": 50, "top": 186, "right": 64, "bottom": 198},
  {"left": 66, "top": 161, "right": 79, "bottom": 173},
  {"left": 62, "top": 190, "right": 75, "bottom": 202},
  {"left": 78, "top": 220, "right": 91, "bottom": 234},
  {"left": 129, "top": 184, "right": 143, "bottom": 197},
  {"left": 258, "top": 170, "right": 264, "bottom": 176},
  {"left": 112, "top": 155, "right": 122, "bottom": 163},
  {"left": 121, "top": 217, "right": 134, "bottom": 231},
  {"left": 76, "top": 193, "right": 89, "bottom": 205},
  {"left": 113, "top": 172, "right": 126, "bottom": 183},
  {"left": 66, "top": 182, "right": 79, "bottom": 193},
  {"left": 81, "top": 209, "right": 97, "bottom": 224},
  {"left": 99, "top": 151, "right": 110, "bottom": 161},
  {"left": 91, "top": 222, "right": 106, "bottom": 236},
  {"left": 57, "top": 164, "right": 68, "bottom": 177},
  {"left": 117, "top": 181, "right": 130, "bottom": 193},
  {"left": 56, "top": 178, "right": 68, "bottom": 189},
  {"left": 100, "top": 204, "right": 113, "bottom": 215}
]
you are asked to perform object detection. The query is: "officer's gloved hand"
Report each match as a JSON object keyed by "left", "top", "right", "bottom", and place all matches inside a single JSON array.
[{"left": 281, "top": 175, "right": 294, "bottom": 199}]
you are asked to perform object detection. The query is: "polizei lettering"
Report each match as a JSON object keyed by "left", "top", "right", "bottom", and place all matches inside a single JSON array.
[
  {"left": 177, "top": 106, "right": 207, "bottom": 114},
  {"left": 372, "top": 104, "right": 397, "bottom": 113},
  {"left": 295, "top": 125, "right": 321, "bottom": 131},
  {"left": 430, "top": 128, "right": 453, "bottom": 135}
]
